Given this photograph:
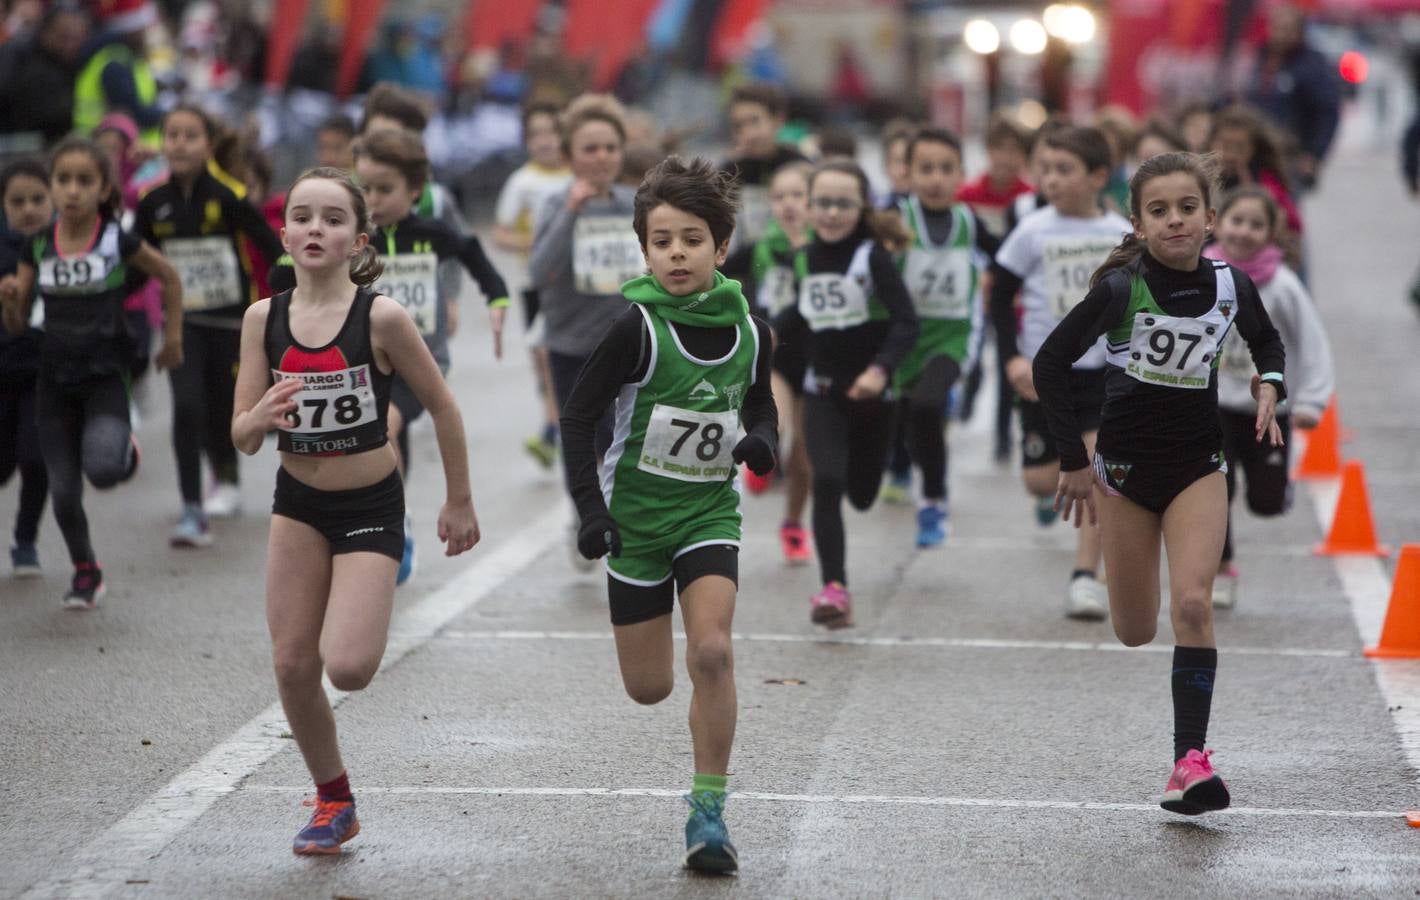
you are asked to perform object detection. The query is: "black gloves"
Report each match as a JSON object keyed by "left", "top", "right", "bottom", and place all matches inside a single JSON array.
[
  {"left": 576, "top": 513, "right": 622, "bottom": 560},
  {"left": 732, "top": 433, "right": 776, "bottom": 476}
]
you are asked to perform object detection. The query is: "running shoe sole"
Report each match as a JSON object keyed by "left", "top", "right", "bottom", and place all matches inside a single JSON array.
[
  {"left": 1161, "top": 775, "right": 1231, "bottom": 815},
  {"left": 63, "top": 582, "right": 106, "bottom": 610},
  {"left": 170, "top": 532, "right": 214, "bottom": 549},
  {"left": 810, "top": 604, "right": 853, "bottom": 629},
  {"left": 293, "top": 819, "right": 361, "bottom": 855},
  {"left": 12, "top": 565, "right": 42, "bottom": 579},
  {"left": 684, "top": 840, "right": 738, "bottom": 873}
]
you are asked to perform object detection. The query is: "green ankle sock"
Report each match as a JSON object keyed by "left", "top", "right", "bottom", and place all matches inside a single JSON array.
[{"left": 691, "top": 773, "right": 728, "bottom": 799}]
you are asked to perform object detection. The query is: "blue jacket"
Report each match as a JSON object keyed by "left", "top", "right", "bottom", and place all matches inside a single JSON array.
[{"left": 1248, "top": 45, "right": 1341, "bottom": 163}]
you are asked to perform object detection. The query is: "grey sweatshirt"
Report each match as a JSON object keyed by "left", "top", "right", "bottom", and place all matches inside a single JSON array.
[
  {"left": 529, "top": 184, "right": 638, "bottom": 358},
  {"left": 1216, "top": 263, "right": 1334, "bottom": 420}
]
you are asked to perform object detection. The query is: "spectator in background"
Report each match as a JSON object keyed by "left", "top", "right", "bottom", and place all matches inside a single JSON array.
[
  {"left": 72, "top": 0, "right": 162, "bottom": 147},
  {"left": 1176, "top": 102, "right": 1214, "bottom": 154},
  {"left": 879, "top": 118, "right": 916, "bottom": 210},
  {"left": 0, "top": 2, "right": 90, "bottom": 144},
  {"left": 1246, "top": 2, "right": 1340, "bottom": 190}
]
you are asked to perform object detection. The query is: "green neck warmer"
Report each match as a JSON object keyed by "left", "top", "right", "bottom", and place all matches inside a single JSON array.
[{"left": 622, "top": 270, "right": 748, "bottom": 327}]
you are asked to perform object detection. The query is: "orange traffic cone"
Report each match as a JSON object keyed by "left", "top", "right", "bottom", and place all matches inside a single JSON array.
[
  {"left": 1293, "top": 399, "right": 1342, "bottom": 479},
  {"left": 1314, "top": 461, "right": 1390, "bottom": 557},
  {"left": 1365, "top": 545, "right": 1420, "bottom": 658}
]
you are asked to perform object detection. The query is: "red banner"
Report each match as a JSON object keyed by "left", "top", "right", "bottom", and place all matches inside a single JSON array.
[
  {"left": 263, "top": 0, "right": 312, "bottom": 88},
  {"left": 1103, "top": 0, "right": 1226, "bottom": 113},
  {"left": 464, "top": 0, "right": 544, "bottom": 53},
  {"left": 336, "top": 0, "right": 389, "bottom": 99},
  {"left": 563, "top": 0, "right": 661, "bottom": 89}
]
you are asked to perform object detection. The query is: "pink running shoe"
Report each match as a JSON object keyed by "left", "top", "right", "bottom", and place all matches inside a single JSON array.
[
  {"left": 1160, "top": 748, "right": 1230, "bottom": 815},
  {"left": 780, "top": 523, "right": 812, "bottom": 566},
  {"left": 742, "top": 464, "right": 773, "bottom": 495},
  {"left": 810, "top": 581, "right": 852, "bottom": 629}
]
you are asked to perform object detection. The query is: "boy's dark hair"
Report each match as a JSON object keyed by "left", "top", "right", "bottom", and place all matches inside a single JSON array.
[
  {"left": 1042, "top": 125, "right": 1114, "bottom": 174},
  {"left": 361, "top": 82, "right": 430, "bottom": 134},
  {"left": 1026, "top": 116, "right": 1068, "bottom": 154},
  {"left": 353, "top": 127, "right": 430, "bottom": 193},
  {"left": 521, "top": 101, "right": 562, "bottom": 135},
  {"left": 317, "top": 113, "right": 357, "bottom": 140},
  {"left": 985, "top": 114, "right": 1030, "bottom": 152},
  {"left": 1, "top": 156, "right": 48, "bottom": 198},
  {"left": 817, "top": 125, "right": 857, "bottom": 160},
  {"left": 633, "top": 156, "right": 741, "bottom": 251},
  {"left": 728, "top": 82, "right": 788, "bottom": 119},
  {"left": 1133, "top": 118, "right": 1187, "bottom": 157},
  {"left": 906, "top": 127, "right": 963, "bottom": 166}
]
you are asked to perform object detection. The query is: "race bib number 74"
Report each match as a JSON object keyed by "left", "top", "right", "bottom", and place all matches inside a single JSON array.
[{"left": 637, "top": 404, "right": 739, "bottom": 483}]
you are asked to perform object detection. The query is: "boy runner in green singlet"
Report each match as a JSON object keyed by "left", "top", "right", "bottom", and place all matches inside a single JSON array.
[{"left": 560, "top": 156, "right": 779, "bottom": 874}]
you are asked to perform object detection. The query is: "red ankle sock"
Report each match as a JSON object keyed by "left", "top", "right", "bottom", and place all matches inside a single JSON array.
[{"left": 316, "top": 772, "right": 353, "bottom": 803}]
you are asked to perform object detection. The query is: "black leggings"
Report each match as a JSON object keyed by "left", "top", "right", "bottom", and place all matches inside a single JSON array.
[
  {"left": 901, "top": 355, "right": 962, "bottom": 503},
  {"left": 804, "top": 392, "right": 897, "bottom": 586},
  {"left": 36, "top": 373, "right": 134, "bottom": 565},
  {"left": 0, "top": 371, "right": 48, "bottom": 545},
  {"left": 1220, "top": 409, "right": 1293, "bottom": 564},
  {"left": 169, "top": 322, "right": 240, "bottom": 505}
]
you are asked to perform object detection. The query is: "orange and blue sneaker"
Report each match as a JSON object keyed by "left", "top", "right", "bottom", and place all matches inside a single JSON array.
[
  {"left": 292, "top": 797, "right": 360, "bottom": 855},
  {"left": 684, "top": 792, "right": 738, "bottom": 873},
  {"left": 1160, "top": 749, "right": 1230, "bottom": 815}
]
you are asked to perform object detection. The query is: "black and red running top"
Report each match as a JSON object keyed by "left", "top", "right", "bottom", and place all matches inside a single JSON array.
[{"left": 264, "top": 287, "right": 393, "bottom": 456}]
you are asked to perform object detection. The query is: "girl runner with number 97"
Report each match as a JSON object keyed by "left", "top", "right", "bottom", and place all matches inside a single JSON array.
[
  {"left": 1031, "top": 151, "right": 1286, "bottom": 818},
  {"left": 990, "top": 126, "right": 1130, "bottom": 621},
  {"left": 0, "top": 137, "right": 185, "bottom": 610},
  {"left": 773, "top": 159, "right": 918, "bottom": 629},
  {"left": 231, "top": 167, "right": 481, "bottom": 856}
]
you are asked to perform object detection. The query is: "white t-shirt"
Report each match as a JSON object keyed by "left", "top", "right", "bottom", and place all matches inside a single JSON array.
[
  {"left": 995, "top": 205, "right": 1130, "bottom": 369},
  {"left": 495, "top": 163, "right": 573, "bottom": 245}
]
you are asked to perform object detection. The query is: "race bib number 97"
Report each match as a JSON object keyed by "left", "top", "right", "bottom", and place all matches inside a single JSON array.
[
  {"left": 637, "top": 404, "right": 739, "bottom": 483},
  {"left": 1042, "top": 236, "right": 1118, "bottom": 320},
  {"left": 165, "top": 237, "right": 241, "bottom": 311},
  {"left": 272, "top": 365, "right": 377, "bottom": 435},
  {"left": 1124, "top": 314, "right": 1220, "bottom": 390},
  {"left": 374, "top": 253, "right": 438, "bottom": 336},
  {"left": 573, "top": 215, "right": 643, "bottom": 295}
]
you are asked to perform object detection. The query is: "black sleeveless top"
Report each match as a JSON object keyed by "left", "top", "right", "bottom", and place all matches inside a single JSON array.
[{"left": 263, "top": 287, "right": 393, "bottom": 456}]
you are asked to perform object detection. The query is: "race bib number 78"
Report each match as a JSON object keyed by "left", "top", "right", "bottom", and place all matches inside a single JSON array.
[{"left": 637, "top": 404, "right": 739, "bottom": 483}]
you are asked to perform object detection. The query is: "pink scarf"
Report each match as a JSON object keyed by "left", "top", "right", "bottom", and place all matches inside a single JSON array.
[{"left": 1203, "top": 242, "right": 1283, "bottom": 287}]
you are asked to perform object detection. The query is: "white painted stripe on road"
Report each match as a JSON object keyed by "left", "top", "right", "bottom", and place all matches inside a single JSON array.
[
  {"left": 1306, "top": 478, "right": 1420, "bottom": 784},
  {"left": 20, "top": 508, "right": 567, "bottom": 900},
  {"left": 432, "top": 628, "right": 1357, "bottom": 660},
  {"left": 240, "top": 784, "right": 1402, "bottom": 820}
]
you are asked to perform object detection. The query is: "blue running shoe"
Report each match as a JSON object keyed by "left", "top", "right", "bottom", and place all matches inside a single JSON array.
[
  {"left": 397, "top": 515, "right": 416, "bottom": 586},
  {"left": 292, "top": 798, "right": 359, "bottom": 855},
  {"left": 684, "top": 792, "right": 738, "bottom": 874},
  {"left": 916, "top": 504, "right": 948, "bottom": 548},
  {"left": 1034, "top": 495, "right": 1059, "bottom": 527}
]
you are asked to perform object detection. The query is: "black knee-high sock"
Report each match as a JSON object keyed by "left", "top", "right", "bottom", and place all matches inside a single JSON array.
[{"left": 1172, "top": 646, "right": 1218, "bottom": 761}]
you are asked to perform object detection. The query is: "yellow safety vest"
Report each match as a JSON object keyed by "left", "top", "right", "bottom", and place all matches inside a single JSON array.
[{"left": 73, "top": 44, "right": 160, "bottom": 148}]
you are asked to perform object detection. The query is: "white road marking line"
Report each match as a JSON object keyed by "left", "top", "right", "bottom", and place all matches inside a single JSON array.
[
  {"left": 1306, "top": 477, "right": 1420, "bottom": 782},
  {"left": 432, "top": 629, "right": 1356, "bottom": 660},
  {"left": 20, "top": 508, "right": 567, "bottom": 900},
  {"left": 240, "top": 784, "right": 1401, "bottom": 820}
]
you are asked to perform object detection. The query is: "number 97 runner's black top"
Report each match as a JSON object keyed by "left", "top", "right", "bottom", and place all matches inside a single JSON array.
[
  {"left": 1032, "top": 251, "right": 1286, "bottom": 471},
  {"left": 264, "top": 287, "right": 393, "bottom": 457}
]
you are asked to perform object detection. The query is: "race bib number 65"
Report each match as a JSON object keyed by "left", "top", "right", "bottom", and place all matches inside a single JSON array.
[{"left": 637, "top": 404, "right": 739, "bottom": 483}]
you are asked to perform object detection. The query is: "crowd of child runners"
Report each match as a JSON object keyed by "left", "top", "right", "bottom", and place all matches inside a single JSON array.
[{"left": 1, "top": 79, "right": 1340, "bottom": 871}]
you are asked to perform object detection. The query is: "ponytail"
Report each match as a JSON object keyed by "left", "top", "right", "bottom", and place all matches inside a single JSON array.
[
  {"left": 349, "top": 244, "right": 384, "bottom": 287},
  {"left": 866, "top": 207, "right": 911, "bottom": 253},
  {"left": 1090, "top": 232, "right": 1145, "bottom": 289}
]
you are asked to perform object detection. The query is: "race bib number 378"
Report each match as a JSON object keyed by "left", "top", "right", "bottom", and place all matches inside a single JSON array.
[
  {"left": 637, "top": 404, "right": 739, "bottom": 483},
  {"left": 271, "top": 365, "right": 377, "bottom": 434}
]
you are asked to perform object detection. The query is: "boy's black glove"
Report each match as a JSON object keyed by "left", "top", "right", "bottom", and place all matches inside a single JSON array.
[
  {"left": 576, "top": 513, "right": 622, "bottom": 560},
  {"left": 732, "top": 433, "right": 776, "bottom": 476}
]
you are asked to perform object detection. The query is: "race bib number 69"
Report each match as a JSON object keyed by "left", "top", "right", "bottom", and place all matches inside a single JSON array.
[{"left": 637, "top": 404, "right": 739, "bottom": 483}]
